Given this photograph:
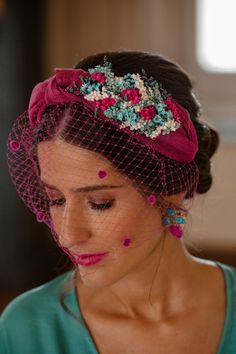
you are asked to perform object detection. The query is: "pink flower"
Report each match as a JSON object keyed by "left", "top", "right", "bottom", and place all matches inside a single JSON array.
[
  {"left": 123, "top": 238, "right": 131, "bottom": 247},
  {"left": 139, "top": 106, "right": 157, "bottom": 121},
  {"left": 98, "top": 170, "right": 107, "bottom": 179},
  {"left": 147, "top": 194, "right": 156, "bottom": 205},
  {"left": 36, "top": 211, "right": 45, "bottom": 223},
  {"left": 164, "top": 97, "right": 179, "bottom": 120},
  {"left": 95, "top": 97, "right": 116, "bottom": 112},
  {"left": 91, "top": 72, "right": 106, "bottom": 84},
  {"left": 10, "top": 140, "right": 20, "bottom": 151},
  {"left": 120, "top": 88, "right": 141, "bottom": 104}
]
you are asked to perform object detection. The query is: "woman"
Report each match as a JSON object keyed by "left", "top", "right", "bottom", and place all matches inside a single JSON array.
[{"left": 1, "top": 51, "right": 235, "bottom": 354}]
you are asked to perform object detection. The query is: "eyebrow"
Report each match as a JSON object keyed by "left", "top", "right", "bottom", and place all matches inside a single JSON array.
[{"left": 41, "top": 181, "right": 125, "bottom": 193}]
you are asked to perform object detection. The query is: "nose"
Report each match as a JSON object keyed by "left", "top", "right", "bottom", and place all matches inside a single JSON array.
[{"left": 58, "top": 199, "right": 92, "bottom": 249}]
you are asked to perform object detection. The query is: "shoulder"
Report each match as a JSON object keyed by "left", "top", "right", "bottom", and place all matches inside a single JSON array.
[
  {"left": 214, "top": 260, "right": 236, "bottom": 291},
  {"left": 0, "top": 270, "right": 86, "bottom": 353},
  {"left": 192, "top": 256, "right": 236, "bottom": 280},
  {"left": 204, "top": 259, "right": 236, "bottom": 293},
  {"left": 0, "top": 270, "right": 73, "bottom": 325},
  {"left": 216, "top": 260, "right": 236, "bottom": 277}
]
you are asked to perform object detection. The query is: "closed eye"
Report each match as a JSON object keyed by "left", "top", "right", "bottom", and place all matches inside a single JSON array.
[
  {"left": 89, "top": 200, "right": 114, "bottom": 211},
  {"left": 49, "top": 198, "right": 114, "bottom": 212}
]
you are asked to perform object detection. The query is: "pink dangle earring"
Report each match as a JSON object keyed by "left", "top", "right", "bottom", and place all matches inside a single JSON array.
[{"left": 161, "top": 207, "right": 187, "bottom": 238}]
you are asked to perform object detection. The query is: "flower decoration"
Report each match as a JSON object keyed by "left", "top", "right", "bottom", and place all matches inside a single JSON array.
[
  {"left": 98, "top": 170, "right": 107, "bottom": 179},
  {"left": 10, "top": 140, "right": 20, "bottom": 151},
  {"left": 120, "top": 88, "right": 141, "bottom": 104},
  {"left": 64, "top": 57, "right": 181, "bottom": 139},
  {"left": 139, "top": 106, "right": 156, "bottom": 121},
  {"left": 123, "top": 238, "right": 132, "bottom": 247},
  {"left": 147, "top": 194, "right": 157, "bottom": 205},
  {"left": 36, "top": 211, "right": 45, "bottom": 222},
  {"left": 91, "top": 72, "right": 106, "bottom": 84}
]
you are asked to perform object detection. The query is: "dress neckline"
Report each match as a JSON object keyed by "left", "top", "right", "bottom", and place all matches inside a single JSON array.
[
  {"left": 67, "top": 260, "right": 232, "bottom": 354},
  {"left": 214, "top": 261, "right": 233, "bottom": 354}
]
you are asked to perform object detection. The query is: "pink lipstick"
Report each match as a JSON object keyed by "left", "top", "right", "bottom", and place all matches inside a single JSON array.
[{"left": 72, "top": 252, "right": 109, "bottom": 266}]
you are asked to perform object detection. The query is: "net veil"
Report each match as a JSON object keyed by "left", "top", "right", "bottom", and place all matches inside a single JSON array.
[
  {"left": 7, "top": 101, "right": 198, "bottom": 272},
  {"left": 6, "top": 61, "right": 199, "bottom": 278}
]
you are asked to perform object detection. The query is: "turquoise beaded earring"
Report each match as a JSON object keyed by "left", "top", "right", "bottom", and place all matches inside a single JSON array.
[{"left": 162, "top": 207, "right": 187, "bottom": 238}]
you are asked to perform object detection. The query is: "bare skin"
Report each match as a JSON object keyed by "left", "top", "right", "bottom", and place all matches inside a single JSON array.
[
  {"left": 76, "top": 248, "right": 226, "bottom": 354},
  {"left": 38, "top": 138, "right": 226, "bottom": 354}
]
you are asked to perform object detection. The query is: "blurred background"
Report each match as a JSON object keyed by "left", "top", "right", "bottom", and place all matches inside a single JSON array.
[{"left": 1, "top": 0, "right": 236, "bottom": 311}]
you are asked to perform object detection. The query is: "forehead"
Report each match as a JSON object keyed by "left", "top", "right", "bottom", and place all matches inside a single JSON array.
[{"left": 37, "top": 138, "right": 123, "bottom": 185}]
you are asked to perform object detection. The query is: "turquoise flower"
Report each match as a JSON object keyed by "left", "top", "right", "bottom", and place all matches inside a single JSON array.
[
  {"left": 118, "top": 107, "right": 137, "bottom": 124},
  {"left": 80, "top": 78, "right": 102, "bottom": 95},
  {"left": 152, "top": 114, "right": 166, "bottom": 125},
  {"left": 122, "top": 74, "right": 136, "bottom": 89},
  {"left": 155, "top": 103, "right": 166, "bottom": 112},
  {"left": 116, "top": 111, "right": 124, "bottom": 121}
]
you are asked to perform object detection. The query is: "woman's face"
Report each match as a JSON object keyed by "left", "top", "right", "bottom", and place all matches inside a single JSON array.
[{"left": 38, "top": 138, "right": 167, "bottom": 288}]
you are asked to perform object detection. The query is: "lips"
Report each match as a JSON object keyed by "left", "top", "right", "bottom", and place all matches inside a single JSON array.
[{"left": 72, "top": 252, "right": 109, "bottom": 266}]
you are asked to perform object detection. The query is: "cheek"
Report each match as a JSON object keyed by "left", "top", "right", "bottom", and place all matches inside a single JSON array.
[
  {"left": 107, "top": 209, "right": 163, "bottom": 251},
  {"left": 49, "top": 208, "right": 63, "bottom": 235},
  {"left": 49, "top": 203, "right": 163, "bottom": 253}
]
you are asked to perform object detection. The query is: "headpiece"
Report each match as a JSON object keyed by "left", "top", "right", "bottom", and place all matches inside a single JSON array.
[
  {"left": 7, "top": 57, "right": 199, "bottom": 266},
  {"left": 28, "top": 57, "right": 198, "bottom": 163}
]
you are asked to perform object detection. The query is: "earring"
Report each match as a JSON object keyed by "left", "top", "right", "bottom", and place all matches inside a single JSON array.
[{"left": 162, "top": 207, "right": 186, "bottom": 238}]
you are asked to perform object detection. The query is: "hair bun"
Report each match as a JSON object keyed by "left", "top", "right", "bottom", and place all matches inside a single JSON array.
[{"left": 194, "top": 121, "right": 219, "bottom": 194}]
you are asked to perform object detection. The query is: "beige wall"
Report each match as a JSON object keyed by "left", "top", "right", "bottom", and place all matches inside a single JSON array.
[
  {"left": 42, "top": 0, "right": 187, "bottom": 76},
  {"left": 186, "top": 145, "right": 236, "bottom": 251},
  {"left": 42, "top": 0, "right": 236, "bottom": 252}
]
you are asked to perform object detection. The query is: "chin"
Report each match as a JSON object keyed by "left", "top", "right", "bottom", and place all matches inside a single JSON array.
[{"left": 77, "top": 264, "right": 126, "bottom": 289}]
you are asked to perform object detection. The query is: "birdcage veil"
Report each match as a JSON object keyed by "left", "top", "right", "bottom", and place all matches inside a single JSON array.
[{"left": 6, "top": 57, "right": 199, "bottom": 272}]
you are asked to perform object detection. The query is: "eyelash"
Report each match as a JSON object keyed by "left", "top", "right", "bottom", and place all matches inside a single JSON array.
[{"left": 49, "top": 198, "right": 114, "bottom": 212}]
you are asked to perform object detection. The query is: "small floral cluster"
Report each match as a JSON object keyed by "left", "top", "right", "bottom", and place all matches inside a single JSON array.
[{"left": 65, "top": 58, "right": 180, "bottom": 139}]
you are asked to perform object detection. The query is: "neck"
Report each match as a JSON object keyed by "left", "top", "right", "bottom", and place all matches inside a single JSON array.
[{"left": 76, "top": 232, "right": 203, "bottom": 321}]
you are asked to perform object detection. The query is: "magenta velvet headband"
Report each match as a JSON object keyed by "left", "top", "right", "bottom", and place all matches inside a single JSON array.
[{"left": 29, "top": 59, "right": 198, "bottom": 163}]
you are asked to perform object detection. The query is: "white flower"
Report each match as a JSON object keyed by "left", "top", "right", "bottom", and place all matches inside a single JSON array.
[
  {"left": 84, "top": 91, "right": 109, "bottom": 101},
  {"left": 120, "top": 121, "right": 130, "bottom": 129}
]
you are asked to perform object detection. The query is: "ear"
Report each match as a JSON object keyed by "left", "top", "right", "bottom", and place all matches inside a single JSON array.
[{"left": 163, "top": 191, "right": 187, "bottom": 207}]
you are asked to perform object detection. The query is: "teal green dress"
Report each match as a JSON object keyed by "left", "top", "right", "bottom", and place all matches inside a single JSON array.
[{"left": 0, "top": 261, "right": 236, "bottom": 354}]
